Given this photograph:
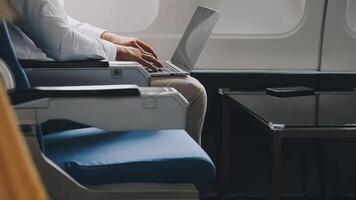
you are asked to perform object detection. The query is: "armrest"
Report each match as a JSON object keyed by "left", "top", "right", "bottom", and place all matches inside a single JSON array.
[
  {"left": 24, "top": 61, "right": 151, "bottom": 87},
  {"left": 20, "top": 59, "right": 109, "bottom": 68},
  {"left": 14, "top": 87, "right": 188, "bottom": 132},
  {"left": 10, "top": 85, "right": 140, "bottom": 105}
]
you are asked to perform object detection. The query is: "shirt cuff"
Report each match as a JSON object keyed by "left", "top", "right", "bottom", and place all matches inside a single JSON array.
[
  {"left": 84, "top": 25, "right": 107, "bottom": 39},
  {"left": 101, "top": 39, "right": 117, "bottom": 61}
]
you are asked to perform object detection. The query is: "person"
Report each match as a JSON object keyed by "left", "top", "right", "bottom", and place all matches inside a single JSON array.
[{"left": 8, "top": 0, "right": 207, "bottom": 144}]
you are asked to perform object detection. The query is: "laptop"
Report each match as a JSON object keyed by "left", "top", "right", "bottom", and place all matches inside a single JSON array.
[{"left": 150, "top": 6, "right": 221, "bottom": 77}]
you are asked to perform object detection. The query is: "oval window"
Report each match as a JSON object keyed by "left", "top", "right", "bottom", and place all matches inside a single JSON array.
[
  {"left": 346, "top": 0, "right": 356, "bottom": 35},
  {"left": 194, "top": 0, "right": 307, "bottom": 35}
]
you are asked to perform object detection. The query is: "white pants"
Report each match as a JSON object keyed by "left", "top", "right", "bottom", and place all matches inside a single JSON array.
[{"left": 151, "top": 76, "right": 207, "bottom": 144}]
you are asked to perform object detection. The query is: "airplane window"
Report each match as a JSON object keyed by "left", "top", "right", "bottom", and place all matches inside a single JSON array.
[
  {"left": 194, "top": 0, "right": 307, "bottom": 35},
  {"left": 346, "top": 0, "right": 356, "bottom": 35},
  {"left": 63, "top": 0, "right": 159, "bottom": 33}
]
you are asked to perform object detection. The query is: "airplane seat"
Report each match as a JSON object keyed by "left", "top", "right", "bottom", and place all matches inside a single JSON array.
[
  {"left": 42, "top": 127, "right": 215, "bottom": 193},
  {"left": 0, "top": 19, "right": 216, "bottom": 199}
]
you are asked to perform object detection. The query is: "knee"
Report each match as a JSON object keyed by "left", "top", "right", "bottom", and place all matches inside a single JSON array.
[{"left": 186, "top": 77, "right": 207, "bottom": 105}]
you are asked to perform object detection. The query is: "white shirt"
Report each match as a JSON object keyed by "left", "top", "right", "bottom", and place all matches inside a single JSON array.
[{"left": 9, "top": 0, "right": 117, "bottom": 61}]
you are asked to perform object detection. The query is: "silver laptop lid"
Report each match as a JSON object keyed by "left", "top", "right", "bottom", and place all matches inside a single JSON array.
[{"left": 171, "top": 6, "right": 220, "bottom": 72}]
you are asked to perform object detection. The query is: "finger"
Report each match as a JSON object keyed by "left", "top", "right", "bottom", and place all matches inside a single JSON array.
[
  {"left": 142, "top": 53, "right": 163, "bottom": 68},
  {"left": 137, "top": 40, "right": 158, "bottom": 59},
  {"left": 131, "top": 41, "right": 145, "bottom": 52},
  {"left": 136, "top": 57, "right": 158, "bottom": 72}
]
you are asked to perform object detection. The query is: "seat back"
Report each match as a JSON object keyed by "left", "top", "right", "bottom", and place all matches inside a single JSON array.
[{"left": 0, "top": 20, "right": 30, "bottom": 90}]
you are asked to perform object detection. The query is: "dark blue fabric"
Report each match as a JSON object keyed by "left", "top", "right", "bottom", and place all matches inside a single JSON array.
[
  {"left": 43, "top": 128, "right": 216, "bottom": 193},
  {"left": 0, "top": 20, "right": 30, "bottom": 90}
]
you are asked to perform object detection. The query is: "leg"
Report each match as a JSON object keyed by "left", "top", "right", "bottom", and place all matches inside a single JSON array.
[
  {"left": 151, "top": 76, "right": 207, "bottom": 144},
  {"left": 270, "top": 135, "right": 282, "bottom": 200},
  {"left": 329, "top": 140, "right": 340, "bottom": 199},
  {"left": 218, "top": 96, "right": 231, "bottom": 199},
  {"left": 316, "top": 140, "right": 326, "bottom": 200}
]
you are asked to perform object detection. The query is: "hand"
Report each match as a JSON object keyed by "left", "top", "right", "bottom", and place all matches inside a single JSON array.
[
  {"left": 116, "top": 45, "right": 162, "bottom": 72},
  {"left": 101, "top": 32, "right": 158, "bottom": 59}
]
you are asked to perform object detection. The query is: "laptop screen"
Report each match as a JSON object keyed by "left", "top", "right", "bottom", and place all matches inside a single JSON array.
[{"left": 171, "top": 6, "right": 220, "bottom": 72}]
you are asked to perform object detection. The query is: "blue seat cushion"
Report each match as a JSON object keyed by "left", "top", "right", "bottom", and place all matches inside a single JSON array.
[{"left": 43, "top": 128, "right": 215, "bottom": 193}]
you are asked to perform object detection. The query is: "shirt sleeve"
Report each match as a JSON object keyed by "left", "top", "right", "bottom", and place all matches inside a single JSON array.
[
  {"left": 67, "top": 16, "right": 106, "bottom": 39},
  {"left": 10, "top": 0, "right": 117, "bottom": 61}
]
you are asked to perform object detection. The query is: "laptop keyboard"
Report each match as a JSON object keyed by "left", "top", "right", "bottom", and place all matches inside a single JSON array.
[{"left": 146, "top": 61, "right": 180, "bottom": 74}]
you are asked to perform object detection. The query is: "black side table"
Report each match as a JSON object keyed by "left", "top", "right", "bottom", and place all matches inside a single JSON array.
[{"left": 219, "top": 90, "right": 356, "bottom": 200}]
